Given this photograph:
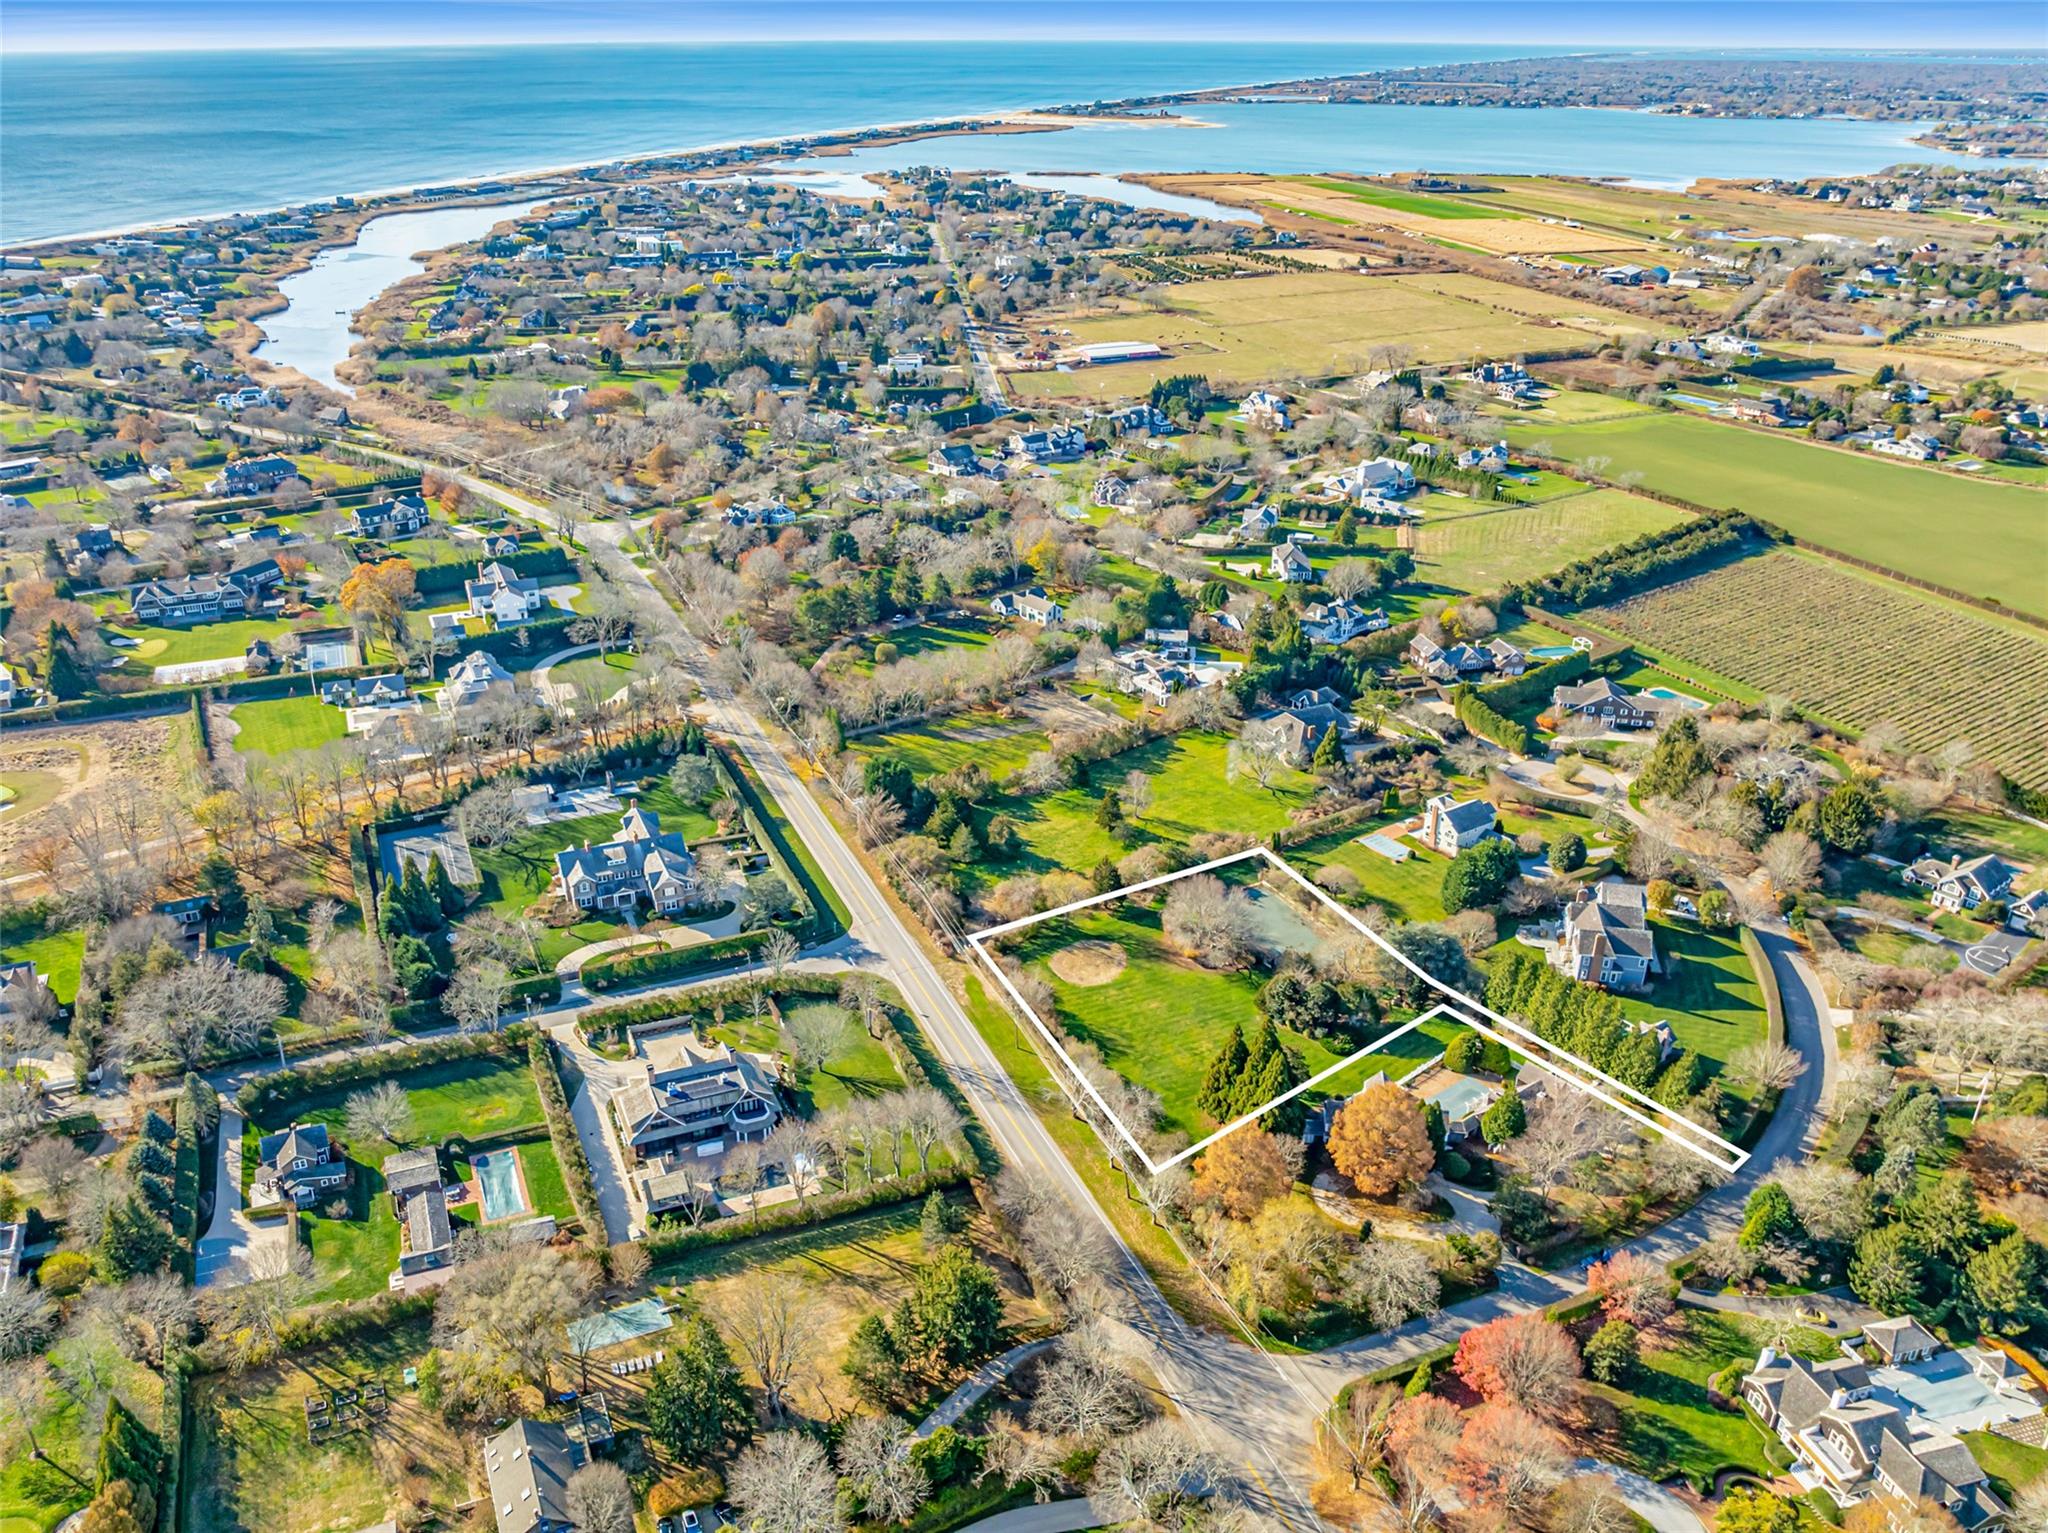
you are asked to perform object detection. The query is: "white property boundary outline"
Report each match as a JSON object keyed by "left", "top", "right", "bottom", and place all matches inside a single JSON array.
[{"left": 967, "top": 845, "right": 1749, "bottom": 1177}]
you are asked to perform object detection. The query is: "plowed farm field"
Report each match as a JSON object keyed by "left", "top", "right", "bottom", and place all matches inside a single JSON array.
[{"left": 1586, "top": 552, "right": 2048, "bottom": 790}]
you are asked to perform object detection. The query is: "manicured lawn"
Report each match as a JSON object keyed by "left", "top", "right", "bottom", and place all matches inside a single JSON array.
[
  {"left": 967, "top": 730, "right": 1315, "bottom": 891},
  {"left": 850, "top": 617, "right": 994, "bottom": 670},
  {"left": 703, "top": 1002, "right": 908, "bottom": 1118},
  {"left": 0, "top": 1328, "right": 162, "bottom": 1533},
  {"left": 1594, "top": 1310, "right": 1824, "bottom": 1492},
  {"left": 1963, "top": 1430, "right": 2048, "bottom": 1498},
  {"left": 536, "top": 649, "right": 639, "bottom": 698},
  {"left": 1016, "top": 901, "right": 1425, "bottom": 1142},
  {"left": 463, "top": 780, "right": 721, "bottom": 966},
  {"left": 103, "top": 614, "right": 317, "bottom": 669},
  {"left": 0, "top": 911, "right": 86, "bottom": 1003},
  {"left": 1501, "top": 411, "right": 2047, "bottom": 619},
  {"left": 1837, "top": 922, "right": 1957, "bottom": 973},
  {"left": 1295, "top": 178, "right": 1500, "bottom": 219},
  {"left": 229, "top": 693, "right": 348, "bottom": 757},
  {"left": 851, "top": 708, "right": 1051, "bottom": 783},
  {"left": 1607, "top": 920, "right": 1768, "bottom": 1089}
]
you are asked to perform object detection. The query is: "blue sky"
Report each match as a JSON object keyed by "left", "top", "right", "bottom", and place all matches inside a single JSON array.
[{"left": 7, "top": 0, "right": 2046, "bottom": 51}]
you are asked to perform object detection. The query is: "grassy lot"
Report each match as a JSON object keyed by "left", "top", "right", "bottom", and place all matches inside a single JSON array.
[
  {"left": 1585, "top": 550, "right": 2048, "bottom": 792},
  {"left": 1411, "top": 488, "right": 1685, "bottom": 596},
  {"left": 1606, "top": 920, "right": 1768, "bottom": 1090},
  {"left": 656, "top": 1187, "right": 1045, "bottom": 1419},
  {"left": 182, "top": 1310, "right": 471, "bottom": 1533},
  {"left": 705, "top": 1001, "right": 908, "bottom": 1118},
  {"left": 851, "top": 707, "right": 1053, "bottom": 784},
  {"left": 1963, "top": 1430, "right": 2048, "bottom": 1498},
  {"left": 1289, "top": 822, "right": 1455, "bottom": 924},
  {"left": 1835, "top": 920, "right": 1958, "bottom": 974},
  {"left": 1015, "top": 901, "right": 1415, "bottom": 1141},
  {"left": 967, "top": 730, "right": 1315, "bottom": 891},
  {"left": 1011, "top": 271, "right": 1613, "bottom": 401},
  {"left": 1501, "top": 410, "right": 2047, "bottom": 618},
  {"left": 0, "top": 1330, "right": 163, "bottom": 1533},
  {"left": 846, "top": 617, "right": 995, "bottom": 671},
  {"left": 103, "top": 613, "right": 338, "bottom": 670},
  {"left": 534, "top": 649, "right": 639, "bottom": 698},
  {"left": 1295, "top": 178, "right": 1499, "bottom": 219},
  {"left": 0, "top": 910, "right": 86, "bottom": 1004},
  {"left": 228, "top": 693, "right": 348, "bottom": 757}
]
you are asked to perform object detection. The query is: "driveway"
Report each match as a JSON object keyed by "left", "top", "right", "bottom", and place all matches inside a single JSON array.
[
  {"left": 1574, "top": 1460, "right": 1709, "bottom": 1533},
  {"left": 194, "top": 1107, "right": 287, "bottom": 1288}
]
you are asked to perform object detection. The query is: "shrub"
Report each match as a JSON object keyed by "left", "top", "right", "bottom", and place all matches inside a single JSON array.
[
  {"left": 40, "top": 1249, "right": 93, "bottom": 1295},
  {"left": 1584, "top": 1319, "right": 1639, "bottom": 1384}
]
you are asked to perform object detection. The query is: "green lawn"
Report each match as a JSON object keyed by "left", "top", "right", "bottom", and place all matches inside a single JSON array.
[
  {"left": 103, "top": 614, "right": 321, "bottom": 669},
  {"left": 1500, "top": 411, "right": 2048, "bottom": 619},
  {"left": 535, "top": 649, "right": 639, "bottom": 698},
  {"left": 1295, "top": 179, "right": 1504, "bottom": 220},
  {"left": 704, "top": 1002, "right": 908, "bottom": 1118},
  {"left": 462, "top": 780, "right": 721, "bottom": 967},
  {"left": 1411, "top": 488, "right": 1686, "bottom": 597},
  {"left": 1608, "top": 921, "right": 1769, "bottom": 1089},
  {"left": 1963, "top": 1430, "right": 2048, "bottom": 1499},
  {"left": 0, "top": 1328, "right": 161, "bottom": 1533},
  {"left": 852, "top": 708, "right": 1052, "bottom": 783},
  {"left": 849, "top": 617, "right": 995, "bottom": 670},
  {"left": 1289, "top": 821, "right": 1455, "bottom": 923},
  {"left": 1595, "top": 1310, "right": 1827, "bottom": 1492},
  {"left": 229, "top": 693, "right": 348, "bottom": 757},
  {"left": 1016, "top": 902, "right": 1427, "bottom": 1141},
  {"left": 0, "top": 911, "right": 86, "bottom": 1004},
  {"left": 967, "top": 730, "right": 1315, "bottom": 892}
]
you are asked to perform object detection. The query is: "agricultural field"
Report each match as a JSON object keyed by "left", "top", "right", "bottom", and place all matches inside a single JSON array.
[
  {"left": 1500, "top": 410, "right": 2048, "bottom": 617},
  {"left": 1585, "top": 551, "right": 2048, "bottom": 791},
  {"left": 1009, "top": 270, "right": 1627, "bottom": 401},
  {"left": 1411, "top": 487, "right": 1686, "bottom": 595}
]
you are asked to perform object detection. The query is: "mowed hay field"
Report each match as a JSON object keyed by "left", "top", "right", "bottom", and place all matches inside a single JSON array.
[
  {"left": 1413, "top": 488, "right": 1686, "bottom": 594},
  {"left": 1586, "top": 552, "right": 2048, "bottom": 790},
  {"left": 1240, "top": 176, "right": 1650, "bottom": 255},
  {"left": 1505, "top": 410, "right": 2048, "bottom": 618},
  {"left": 1011, "top": 270, "right": 1624, "bottom": 401}
]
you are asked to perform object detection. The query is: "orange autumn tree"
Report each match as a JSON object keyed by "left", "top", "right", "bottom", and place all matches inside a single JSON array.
[
  {"left": 337, "top": 557, "right": 415, "bottom": 646},
  {"left": 1452, "top": 1312, "right": 1581, "bottom": 1421},
  {"left": 1326, "top": 1081, "right": 1435, "bottom": 1200},
  {"left": 1191, "top": 1128, "right": 1303, "bottom": 1221}
]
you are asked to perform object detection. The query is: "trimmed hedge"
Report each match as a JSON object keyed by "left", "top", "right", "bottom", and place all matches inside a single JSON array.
[
  {"left": 1478, "top": 650, "right": 1591, "bottom": 713},
  {"left": 157, "top": 1351, "right": 189, "bottom": 1533},
  {"left": 530, "top": 1035, "right": 603, "bottom": 1244},
  {"left": 712, "top": 745, "right": 823, "bottom": 940},
  {"left": 236, "top": 1028, "right": 529, "bottom": 1119},
  {"left": 1741, "top": 927, "right": 1786, "bottom": 1051},
  {"left": 642, "top": 1166, "right": 970, "bottom": 1262},
  {"left": 1450, "top": 683, "right": 1530, "bottom": 755},
  {"left": 580, "top": 929, "right": 776, "bottom": 992}
]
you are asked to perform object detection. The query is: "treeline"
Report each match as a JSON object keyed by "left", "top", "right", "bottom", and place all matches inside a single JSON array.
[
  {"left": 1504, "top": 510, "right": 1777, "bottom": 612},
  {"left": 1485, "top": 949, "right": 1705, "bottom": 1106},
  {"left": 1450, "top": 683, "right": 1530, "bottom": 755}
]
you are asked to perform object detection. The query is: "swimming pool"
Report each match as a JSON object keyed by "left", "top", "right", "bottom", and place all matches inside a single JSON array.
[
  {"left": 1529, "top": 645, "right": 1578, "bottom": 659},
  {"left": 1641, "top": 686, "right": 1708, "bottom": 709},
  {"left": 472, "top": 1150, "right": 529, "bottom": 1222}
]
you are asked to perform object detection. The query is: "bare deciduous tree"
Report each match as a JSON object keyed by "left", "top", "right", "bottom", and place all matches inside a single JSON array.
[
  {"left": 729, "top": 1430, "right": 845, "bottom": 1533},
  {"left": 837, "top": 1415, "right": 932, "bottom": 1525},
  {"left": 727, "top": 1273, "right": 825, "bottom": 1420}
]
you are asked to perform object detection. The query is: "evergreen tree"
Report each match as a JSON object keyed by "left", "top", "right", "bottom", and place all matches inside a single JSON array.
[
  {"left": 98, "top": 1195, "right": 174, "bottom": 1280},
  {"left": 1198, "top": 1023, "right": 1250, "bottom": 1118},
  {"left": 1637, "top": 715, "right": 1710, "bottom": 800},
  {"left": 1959, "top": 1233, "right": 2046, "bottom": 1337},
  {"left": 920, "top": 1190, "right": 967, "bottom": 1251},
  {"left": 1480, "top": 1089, "right": 1525, "bottom": 1143},
  {"left": 42, "top": 621, "right": 90, "bottom": 700},
  {"left": 1817, "top": 782, "right": 1882, "bottom": 854},
  {"left": 1088, "top": 858, "right": 1120, "bottom": 894},
  {"left": 198, "top": 855, "right": 247, "bottom": 926},
  {"left": 643, "top": 1317, "right": 754, "bottom": 1461},
  {"left": 397, "top": 860, "right": 439, "bottom": 933},
  {"left": 425, "top": 854, "right": 463, "bottom": 918},
  {"left": 1094, "top": 789, "right": 1123, "bottom": 832},
  {"left": 1848, "top": 1224, "right": 1925, "bottom": 1313},
  {"left": 893, "top": 1246, "right": 1004, "bottom": 1373},
  {"left": 1312, "top": 725, "right": 1342, "bottom": 771},
  {"left": 1738, "top": 1183, "right": 1800, "bottom": 1251},
  {"left": 841, "top": 1313, "right": 906, "bottom": 1410}
]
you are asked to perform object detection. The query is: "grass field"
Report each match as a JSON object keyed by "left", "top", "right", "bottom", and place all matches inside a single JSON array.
[
  {"left": 0, "top": 910, "right": 86, "bottom": 1003},
  {"left": 848, "top": 617, "right": 995, "bottom": 670},
  {"left": 229, "top": 693, "right": 348, "bottom": 757},
  {"left": 1010, "top": 270, "right": 1623, "bottom": 401},
  {"left": 1603, "top": 920, "right": 1769, "bottom": 1091},
  {"left": 1585, "top": 551, "right": 2048, "bottom": 790},
  {"left": 183, "top": 1311, "right": 470, "bottom": 1533},
  {"left": 1412, "top": 487, "right": 1686, "bottom": 595},
  {"left": 1013, "top": 901, "right": 1453, "bottom": 1141},
  {"left": 1501, "top": 410, "right": 2048, "bottom": 617},
  {"left": 103, "top": 614, "right": 317, "bottom": 669},
  {"left": 850, "top": 708, "right": 1053, "bottom": 784},
  {"left": 1296, "top": 178, "right": 1499, "bottom": 219},
  {"left": 0, "top": 1332, "right": 162, "bottom": 1533},
  {"left": 967, "top": 730, "right": 1316, "bottom": 891}
]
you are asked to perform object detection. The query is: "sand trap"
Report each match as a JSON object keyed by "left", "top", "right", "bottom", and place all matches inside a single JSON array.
[{"left": 1050, "top": 940, "right": 1127, "bottom": 986}]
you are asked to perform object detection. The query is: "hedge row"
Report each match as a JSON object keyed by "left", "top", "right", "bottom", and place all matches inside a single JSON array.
[
  {"left": 1450, "top": 684, "right": 1530, "bottom": 755},
  {"left": 641, "top": 1165, "right": 970, "bottom": 1262},
  {"left": 576, "top": 968, "right": 843, "bottom": 1039},
  {"left": 580, "top": 929, "right": 778, "bottom": 992},
  {"left": 1478, "top": 650, "right": 1592, "bottom": 713},
  {"left": 711, "top": 745, "right": 824, "bottom": 940},
  {"left": 157, "top": 1352, "right": 189, "bottom": 1533},
  {"left": 1742, "top": 927, "right": 1786, "bottom": 1052},
  {"left": 530, "top": 1035, "right": 603, "bottom": 1245},
  {"left": 274, "top": 1289, "right": 438, "bottom": 1355},
  {"left": 410, "top": 543, "right": 573, "bottom": 598},
  {"left": 236, "top": 1028, "right": 529, "bottom": 1118}
]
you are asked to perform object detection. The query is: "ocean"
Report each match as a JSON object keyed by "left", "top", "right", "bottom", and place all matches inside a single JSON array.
[
  {"left": 0, "top": 41, "right": 1523, "bottom": 244},
  {"left": 0, "top": 40, "right": 1974, "bottom": 245}
]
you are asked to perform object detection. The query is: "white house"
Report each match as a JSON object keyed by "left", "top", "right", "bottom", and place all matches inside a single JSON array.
[
  {"left": 464, "top": 561, "right": 546, "bottom": 625},
  {"left": 1901, "top": 853, "right": 2019, "bottom": 913},
  {"left": 1270, "top": 543, "right": 1315, "bottom": 583},
  {"left": 1238, "top": 390, "right": 1291, "bottom": 430},
  {"left": 1420, "top": 794, "right": 1496, "bottom": 856},
  {"left": 1301, "top": 600, "right": 1389, "bottom": 645},
  {"left": 1328, "top": 457, "right": 1416, "bottom": 502},
  {"left": 990, "top": 586, "right": 1064, "bottom": 625},
  {"left": 437, "top": 650, "right": 518, "bottom": 715},
  {"left": 1456, "top": 440, "right": 1510, "bottom": 473}
]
